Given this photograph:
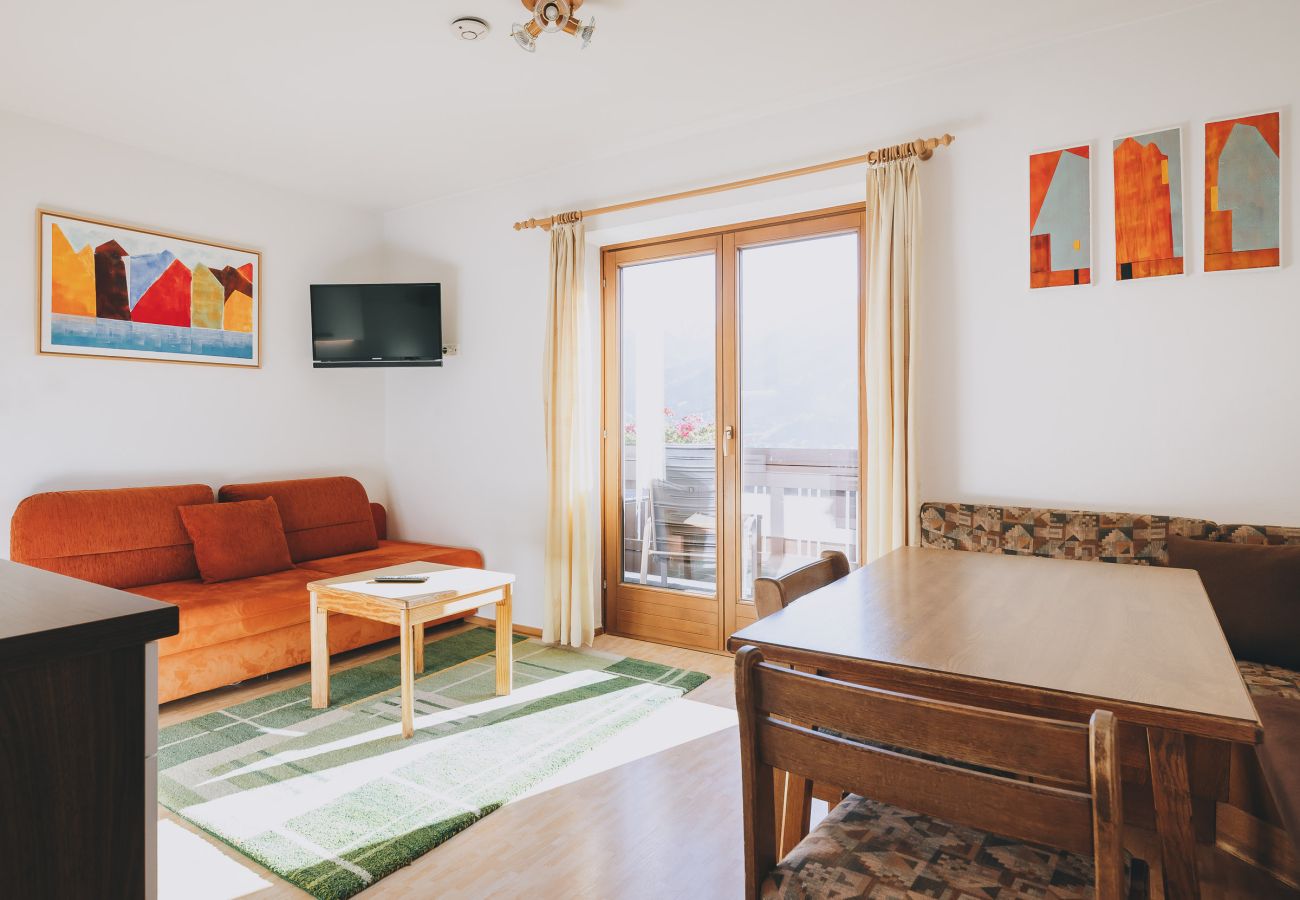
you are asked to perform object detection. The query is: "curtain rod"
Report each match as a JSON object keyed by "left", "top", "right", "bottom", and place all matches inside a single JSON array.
[{"left": 512, "top": 133, "right": 954, "bottom": 231}]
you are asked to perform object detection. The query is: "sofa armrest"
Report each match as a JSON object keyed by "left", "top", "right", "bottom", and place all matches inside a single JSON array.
[{"left": 369, "top": 502, "right": 388, "bottom": 540}]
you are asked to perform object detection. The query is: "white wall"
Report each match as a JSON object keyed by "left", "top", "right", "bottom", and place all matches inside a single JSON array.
[
  {"left": 382, "top": 0, "right": 1300, "bottom": 630},
  {"left": 0, "top": 111, "right": 388, "bottom": 555}
]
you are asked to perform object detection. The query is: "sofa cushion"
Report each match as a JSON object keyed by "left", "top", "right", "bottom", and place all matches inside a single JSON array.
[
  {"left": 129, "top": 567, "right": 330, "bottom": 657},
  {"left": 180, "top": 498, "right": 294, "bottom": 584},
  {"left": 304, "top": 540, "right": 485, "bottom": 577},
  {"left": 10, "top": 484, "right": 215, "bottom": 588},
  {"left": 761, "top": 793, "right": 1136, "bottom": 900},
  {"left": 1255, "top": 697, "right": 1300, "bottom": 858},
  {"left": 920, "top": 502, "right": 1217, "bottom": 565},
  {"left": 218, "top": 476, "right": 378, "bottom": 563},
  {"left": 369, "top": 502, "right": 388, "bottom": 540},
  {"left": 1168, "top": 537, "right": 1300, "bottom": 670},
  {"left": 157, "top": 613, "right": 398, "bottom": 703}
]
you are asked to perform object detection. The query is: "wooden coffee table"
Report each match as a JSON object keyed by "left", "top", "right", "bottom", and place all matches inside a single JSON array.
[{"left": 307, "top": 562, "right": 516, "bottom": 738}]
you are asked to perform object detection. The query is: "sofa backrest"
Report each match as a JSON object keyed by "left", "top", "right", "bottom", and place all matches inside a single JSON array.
[
  {"left": 217, "top": 476, "right": 378, "bottom": 563},
  {"left": 919, "top": 502, "right": 1219, "bottom": 566},
  {"left": 10, "top": 484, "right": 214, "bottom": 588}
]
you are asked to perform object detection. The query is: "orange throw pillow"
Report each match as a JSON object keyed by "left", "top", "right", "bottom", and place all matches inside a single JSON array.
[{"left": 179, "top": 498, "right": 295, "bottom": 584}]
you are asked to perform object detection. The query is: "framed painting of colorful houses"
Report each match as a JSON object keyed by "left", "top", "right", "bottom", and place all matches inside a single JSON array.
[
  {"left": 1204, "top": 111, "right": 1281, "bottom": 272},
  {"left": 1113, "top": 126, "right": 1185, "bottom": 280},
  {"left": 1029, "top": 144, "right": 1091, "bottom": 288},
  {"left": 38, "top": 210, "right": 261, "bottom": 367}
]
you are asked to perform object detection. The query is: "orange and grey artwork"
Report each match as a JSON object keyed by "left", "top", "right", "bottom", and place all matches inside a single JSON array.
[
  {"left": 1114, "top": 128, "right": 1184, "bottom": 280},
  {"left": 1030, "top": 146, "right": 1091, "bottom": 288},
  {"left": 42, "top": 211, "right": 259, "bottom": 366},
  {"left": 1205, "top": 111, "right": 1281, "bottom": 272}
]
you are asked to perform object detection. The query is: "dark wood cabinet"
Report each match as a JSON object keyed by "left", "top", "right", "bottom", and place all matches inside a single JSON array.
[{"left": 0, "top": 559, "right": 178, "bottom": 899}]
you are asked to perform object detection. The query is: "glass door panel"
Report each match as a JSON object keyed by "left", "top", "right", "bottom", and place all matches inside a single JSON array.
[
  {"left": 618, "top": 253, "right": 718, "bottom": 595},
  {"left": 737, "top": 232, "right": 860, "bottom": 600}
]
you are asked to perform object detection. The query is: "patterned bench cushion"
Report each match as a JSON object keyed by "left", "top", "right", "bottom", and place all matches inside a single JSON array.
[
  {"left": 1238, "top": 661, "right": 1300, "bottom": 702},
  {"left": 1217, "top": 524, "right": 1300, "bottom": 546},
  {"left": 920, "top": 502, "right": 1217, "bottom": 566},
  {"left": 762, "top": 794, "right": 1135, "bottom": 900}
]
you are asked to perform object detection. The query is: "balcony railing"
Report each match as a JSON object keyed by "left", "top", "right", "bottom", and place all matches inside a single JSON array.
[{"left": 620, "top": 443, "right": 859, "bottom": 595}]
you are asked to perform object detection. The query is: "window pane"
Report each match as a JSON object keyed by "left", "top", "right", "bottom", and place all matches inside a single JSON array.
[
  {"left": 739, "top": 233, "right": 859, "bottom": 599},
  {"left": 619, "top": 254, "right": 717, "bottom": 593}
]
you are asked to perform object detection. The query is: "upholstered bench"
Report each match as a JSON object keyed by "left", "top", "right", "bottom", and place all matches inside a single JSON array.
[
  {"left": 1210, "top": 523, "right": 1300, "bottom": 872},
  {"left": 920, "top": 502, "right": 1300, "bottom": 872},
  {"left": 1243, "top": 664, "right": 1300, "bottom": 858},
  {"left": 918, "top": 502, "right": 1217, "bottom": 565}
]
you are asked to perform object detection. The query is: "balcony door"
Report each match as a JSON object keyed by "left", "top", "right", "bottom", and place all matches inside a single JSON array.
[{"left": 601, "top": 207, "right": 863, "bottom": 651}]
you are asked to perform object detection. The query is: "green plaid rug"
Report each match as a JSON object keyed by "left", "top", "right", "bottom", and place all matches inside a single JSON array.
[{"left": 158, "top": 628, "right": 709, "bottom": 899}]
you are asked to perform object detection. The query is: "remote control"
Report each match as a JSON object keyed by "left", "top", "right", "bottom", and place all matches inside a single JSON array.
[{"left": 372, "top": 575, "right": 430, "bottom": 584}]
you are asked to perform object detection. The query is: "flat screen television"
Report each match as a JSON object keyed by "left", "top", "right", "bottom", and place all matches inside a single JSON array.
[{"left": 310, "top": 283, "right": 442, "bottom": 367}]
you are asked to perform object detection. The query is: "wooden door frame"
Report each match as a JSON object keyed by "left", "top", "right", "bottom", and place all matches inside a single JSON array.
[{"left": 600, "top": 204, "right": 867, "bottom": 652}]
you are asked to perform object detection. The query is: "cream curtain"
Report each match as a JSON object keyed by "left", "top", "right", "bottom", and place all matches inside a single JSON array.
[
  {"left": 863, "top": 158, "right": 921, "bottom": 562},
  {"left": 542, "top": 221, "right": 597, "bottom": 646}
]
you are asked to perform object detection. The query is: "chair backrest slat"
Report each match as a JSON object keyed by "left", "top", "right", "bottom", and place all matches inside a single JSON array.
[
  {"left": 757, "top": 662, "right": 1090, "bottom": 783},
  {"left": 753, "top": 550, "right": 850, "bottom": 619},
  {"left": 759, "top": 718, "right": 1096, "bottom": 853}
]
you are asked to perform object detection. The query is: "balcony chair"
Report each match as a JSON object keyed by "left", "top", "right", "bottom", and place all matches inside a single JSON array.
[{"left": 638, "top": 466, "right": 763, "bottom": 588}]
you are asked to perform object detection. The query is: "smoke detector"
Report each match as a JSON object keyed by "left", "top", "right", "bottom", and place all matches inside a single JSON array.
[{"left": 451, "top": 17, "right": 490, "bottom": 41}]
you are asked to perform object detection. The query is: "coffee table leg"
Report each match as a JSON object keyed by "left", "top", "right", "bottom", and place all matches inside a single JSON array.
[
  {"left": 310, "top": 592, "right": 329, "bottom": 709},
  {"left": 495, "top": 583, "right": 513, "bottom": 696},
  {"left": 399, "top": 608, "right": 415, "bottom": 738},
  {"left": 413, "top": 622, "right": 425, "bottom": 674},
  {"left": 1148, "top": 727, "right": 1202, "bottom": 900}
]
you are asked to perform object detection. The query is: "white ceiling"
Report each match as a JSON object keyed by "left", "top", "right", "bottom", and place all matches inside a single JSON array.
[{"left": 0, "top": 0, "right": 1212, "bottom": 211}]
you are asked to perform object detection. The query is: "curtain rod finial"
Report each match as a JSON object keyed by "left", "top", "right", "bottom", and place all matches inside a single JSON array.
[
  {"left": 514, "top": 215, "right": 566, "bottom": 231},
  {"left": 916, "top": 133, "right": 956, "bottom": 161}
]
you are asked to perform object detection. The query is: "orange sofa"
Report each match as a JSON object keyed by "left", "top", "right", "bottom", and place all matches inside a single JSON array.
[{"left": 10, "top": 476, "right": 482, "bottom": 702}]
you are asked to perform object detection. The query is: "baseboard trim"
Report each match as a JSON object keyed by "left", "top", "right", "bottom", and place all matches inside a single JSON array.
[
  {"left": 466, "top": 616, "right": 542, "bottom": 638},
  {"left": 464, "top": 617, "right": 605, "bottom": 640}
]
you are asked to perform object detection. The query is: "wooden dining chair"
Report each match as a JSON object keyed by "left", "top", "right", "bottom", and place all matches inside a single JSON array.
[
  {"left": 735, "top": 646, "right": 1146, "bottom": 899},
  {"left": 752, "top": 550, "right": 850, "bottom": 620},
  {"left": 750, "top": 549, "right": 852, "bottom": 855}
]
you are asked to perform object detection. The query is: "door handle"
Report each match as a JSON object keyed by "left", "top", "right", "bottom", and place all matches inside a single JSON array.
[{"left": 722, "top": 425, "right": 734, "bottom": 456}]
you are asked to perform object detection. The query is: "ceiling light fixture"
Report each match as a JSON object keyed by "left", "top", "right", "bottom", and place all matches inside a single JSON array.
[{"left": 511, "top": 0, "right": 595, "bottom": 53}]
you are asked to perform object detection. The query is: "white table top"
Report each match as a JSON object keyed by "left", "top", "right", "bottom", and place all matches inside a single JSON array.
[{"left": 307, "top": 561, "right": 515, "bottom": 609}]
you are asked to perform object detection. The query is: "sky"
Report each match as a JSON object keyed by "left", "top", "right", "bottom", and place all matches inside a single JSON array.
[{"left": 620, "top": 232, "right": 859, "bottom": 451}]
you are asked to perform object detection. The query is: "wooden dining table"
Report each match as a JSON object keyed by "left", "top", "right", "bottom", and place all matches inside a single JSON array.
[{"left": 727, "top": 547, "right": 1262, "bottom": 900}]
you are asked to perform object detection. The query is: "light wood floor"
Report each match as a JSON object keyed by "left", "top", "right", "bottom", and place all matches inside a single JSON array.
[{"left": 159, "top": 624, "right": 1295, "bottom": 900}]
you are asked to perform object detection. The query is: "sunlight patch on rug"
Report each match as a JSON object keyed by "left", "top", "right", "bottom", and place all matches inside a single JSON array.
[{"left": 158, "top": 628, "right": 709, "bottom": 900}]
